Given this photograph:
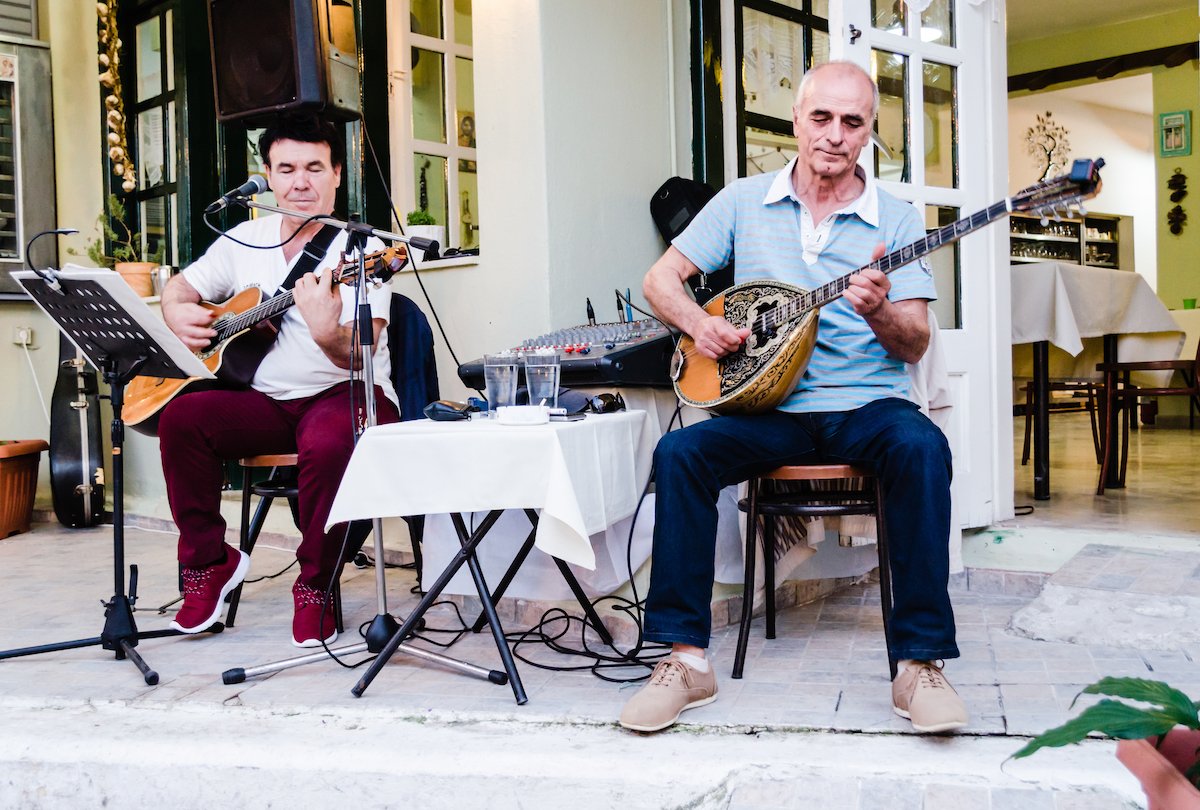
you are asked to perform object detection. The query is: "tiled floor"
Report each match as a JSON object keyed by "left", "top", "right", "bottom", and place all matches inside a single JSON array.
[
  {"left": 1, "top": 414, "right": 1197, "bottom": 807},
  {"left": 1009, "top": 408, "right": 1200, "bottom": 537}
]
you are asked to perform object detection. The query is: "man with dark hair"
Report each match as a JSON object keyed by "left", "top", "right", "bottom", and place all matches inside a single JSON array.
[{"left": 157, "top": 114, "right": 399, "bottom": 647}]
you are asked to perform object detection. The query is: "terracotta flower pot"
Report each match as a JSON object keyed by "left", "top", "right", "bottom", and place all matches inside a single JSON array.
[
  {"left": 1116, "top": 729, "right": 1200, "bottom": 810},
  {"left": 114, "top": 261, "right": 156, "bottom": 298}
]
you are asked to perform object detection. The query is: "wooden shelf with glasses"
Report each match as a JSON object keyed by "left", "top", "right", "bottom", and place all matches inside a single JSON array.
[{"left": 1010, "top": 212, "right": 1133, "bottom": 270}]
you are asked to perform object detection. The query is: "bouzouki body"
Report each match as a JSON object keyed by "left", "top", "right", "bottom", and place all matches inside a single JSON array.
[
  {"left": 671, "top": 158, "right": 1107, "bottom": 415},
  {"left": 674, "top": 280, "right": 818, "bottom": 414}
]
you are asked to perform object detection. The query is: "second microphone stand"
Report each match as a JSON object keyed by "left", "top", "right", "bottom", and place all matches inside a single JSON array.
[{"left": 222, "top": 209, "right": 501, "bottom": 687}]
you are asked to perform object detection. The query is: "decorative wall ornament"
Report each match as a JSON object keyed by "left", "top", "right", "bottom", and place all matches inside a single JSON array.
[
  {"left": 1025, "top": 111, "right": 1071, "bottom": 182},
  {"left": 96, "top": 0, "right": 136, "bottom": 194},
  {"left": 1167, "top": 168, "right": 1188, "bottom": 235},
  {"left": 1159, "top": 111, "right": 1192, "bottom": 158}
]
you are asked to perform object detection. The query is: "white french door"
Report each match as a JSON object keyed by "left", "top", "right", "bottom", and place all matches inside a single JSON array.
[{"left": 835, "top": 0, "right": 1012, "bottom": 527}]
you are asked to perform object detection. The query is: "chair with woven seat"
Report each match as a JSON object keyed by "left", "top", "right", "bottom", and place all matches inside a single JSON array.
[
  {"left": 1095, "top": 337, "right": 1200, "bottom": 495},
  {"left": 732, "top": 463, "right": 895, "bottom": 681}
]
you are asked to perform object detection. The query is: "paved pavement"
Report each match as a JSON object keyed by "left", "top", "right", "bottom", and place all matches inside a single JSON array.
[{"left": 2, "top": 521, "right": 1195, "bottom": 807}]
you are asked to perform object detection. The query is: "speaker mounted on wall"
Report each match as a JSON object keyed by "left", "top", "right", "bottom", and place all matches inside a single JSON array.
[{"left": 207, "top": 0, "right": 360, "bottom": 127}]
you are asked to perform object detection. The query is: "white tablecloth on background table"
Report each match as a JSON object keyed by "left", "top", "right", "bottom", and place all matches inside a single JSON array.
[
  {"left": 326, "top": 411, "right": 654, "bottom": 570},
  {"left": 1011, "top": 263, "right": 1184, "bottom": 385}
]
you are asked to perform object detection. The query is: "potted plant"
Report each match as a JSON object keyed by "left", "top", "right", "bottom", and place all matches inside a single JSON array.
[
  {"left": 1012, "top": 677, "right": 1200, "bottom": 808},
  {"left": 70, "top": 193, "right": 165, "bottom": 297},
  {"left": 405, "top": 209, "right": 445, "bottom": 261}
]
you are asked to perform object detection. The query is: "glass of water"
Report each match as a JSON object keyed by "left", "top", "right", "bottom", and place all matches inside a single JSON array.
[
  {"left": 483, "top": 352, "right": 519, "bottom": 413},
  {"left": 524, "top": 349, "right": 560, "bottom": 408}
]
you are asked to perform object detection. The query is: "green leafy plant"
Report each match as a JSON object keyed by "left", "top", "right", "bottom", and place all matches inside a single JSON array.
[
  {"left": 1012, "top": 677, "right": 1200, "bottom": 788},
  {"left": 406, "top": 209, "right": 437, "bottom": 226},
  {"left": 69, "top": 193, "right": 164, "bottom": 267}
]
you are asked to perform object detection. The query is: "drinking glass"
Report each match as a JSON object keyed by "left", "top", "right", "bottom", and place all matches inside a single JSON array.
[
  {"left": 524, "top": 350, "right": 560, "bottom": 408},
  {"left": 483, "top": 352, "right": 519, "bottom": 412}
]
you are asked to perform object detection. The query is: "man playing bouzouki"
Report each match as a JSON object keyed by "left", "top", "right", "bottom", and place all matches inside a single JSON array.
[
  {"left": 158, "top": 115, "right": 399, "bottom": 647},
  {"left": 620, "top": 62, "right": 966, "bottom": 733}
]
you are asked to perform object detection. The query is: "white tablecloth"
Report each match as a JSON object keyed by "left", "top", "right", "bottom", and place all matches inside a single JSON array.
[
  {"left": 1011, "top": 263, "right": 1184, "bottom": 385},
  {"left": 326, "top": 411, "right": 654, "bottom": 569}
]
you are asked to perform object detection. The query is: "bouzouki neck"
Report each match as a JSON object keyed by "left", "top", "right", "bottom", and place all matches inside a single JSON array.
[{"left": 764, "top": 157, "right": 1106, "bottom": 331}]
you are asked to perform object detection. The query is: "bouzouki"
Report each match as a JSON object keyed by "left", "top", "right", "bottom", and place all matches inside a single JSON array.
[
  {"left": 671, "top": 158, "right": 1105, "bottom": 415},
  {"left": 123, "top": 246, "right": 406, "bottom": 435}
]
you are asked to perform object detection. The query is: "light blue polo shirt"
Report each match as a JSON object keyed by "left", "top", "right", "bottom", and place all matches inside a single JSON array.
[{"left": 673, "top": 160, "right": 936, "bottom": 413}]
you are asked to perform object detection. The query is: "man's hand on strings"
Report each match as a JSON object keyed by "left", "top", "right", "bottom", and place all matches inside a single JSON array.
[
  {"left": 164, "top": 303, "right": 218, "bottom": 352},
  {"left": 293, "top": 270, "right": 343, "bottom": 342},
  {"left": 843, "top": 243, "right": 891, "bottom": 318},
  {"left": 690, "top": 314, "right": 751, "bottom": 359}
]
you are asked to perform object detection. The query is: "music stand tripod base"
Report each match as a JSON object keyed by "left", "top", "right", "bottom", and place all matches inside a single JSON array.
[{"left": 1, "top": 268, "right": 219, "bottom": 683}]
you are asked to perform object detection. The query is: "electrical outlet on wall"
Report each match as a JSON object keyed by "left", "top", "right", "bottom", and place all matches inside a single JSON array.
[{"left": 12, "top": 326, "right": 34, "bottom": 348}]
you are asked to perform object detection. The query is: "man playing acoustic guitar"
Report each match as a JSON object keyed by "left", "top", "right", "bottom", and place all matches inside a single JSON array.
[
  {"left": 158, "top": 115, "right": 399, "bottom": 647},
  {"left": 620, "top": 62, "right": 967, "bottom": 733}
]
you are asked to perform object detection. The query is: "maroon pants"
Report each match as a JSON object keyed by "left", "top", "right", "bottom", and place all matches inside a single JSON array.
[{"left": 158, "top": 381, "right": 399, "bottom": 590}]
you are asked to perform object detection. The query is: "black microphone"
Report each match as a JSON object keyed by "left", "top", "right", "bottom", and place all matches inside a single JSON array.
[{"left": 205, "top": 175, "right": 269, "bottom": 214}]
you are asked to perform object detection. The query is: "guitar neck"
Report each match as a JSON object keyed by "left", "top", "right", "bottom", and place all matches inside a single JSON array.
[
  {"left": 214, "top": 289, "right": 297, "bottom": 342},
  {"left": 779, "top": 197, "right": 1012, "bottom": 322}
]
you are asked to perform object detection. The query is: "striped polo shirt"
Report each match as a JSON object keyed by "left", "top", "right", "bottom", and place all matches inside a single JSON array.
[{"left": 672, "top": 160, "right": 936, "bottom": 413}]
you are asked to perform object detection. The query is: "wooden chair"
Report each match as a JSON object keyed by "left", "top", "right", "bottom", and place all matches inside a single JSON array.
[
  {"left": 732, "top": 464, "right": 896, "bottom": 681},
  {"left": 1096, "top": 338, "right": 1200, "bottom": 495},
  {"left": 1020, "top": 380, "right": 1103, "bottom": 465}
]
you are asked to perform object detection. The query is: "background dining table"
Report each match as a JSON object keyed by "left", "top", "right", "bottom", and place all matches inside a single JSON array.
[{"left": 1010, "top": 262, "right": 1184, "bottom": 499}]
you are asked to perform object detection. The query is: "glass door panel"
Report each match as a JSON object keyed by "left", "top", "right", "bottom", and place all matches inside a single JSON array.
[
  {"left": 872, "top": 48, "right": 908, "bottom": 182},
  {"left": 923, "top": 61, "right": 957, "bottom": 188},
  {"left": 743, "top": 8, "right": 805, "bottom": 122}
]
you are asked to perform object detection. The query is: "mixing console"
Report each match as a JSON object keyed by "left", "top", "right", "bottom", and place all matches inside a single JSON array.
[{"left": 458, "top": 319, "right": 676, "bottom": 389}]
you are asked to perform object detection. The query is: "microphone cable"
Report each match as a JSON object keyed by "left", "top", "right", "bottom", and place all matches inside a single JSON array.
[{"left": 201, "top": 209, "right": 327, "bottom": 251}]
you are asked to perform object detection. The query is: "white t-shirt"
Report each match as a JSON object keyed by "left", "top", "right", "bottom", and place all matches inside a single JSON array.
[{"left": 182, "top": 214, "right": 398, "bottom": 406}]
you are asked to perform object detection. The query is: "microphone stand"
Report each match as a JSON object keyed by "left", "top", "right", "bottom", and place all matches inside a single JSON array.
[{"left": 221, "top": 199, "right": 502, "bottom": 687}]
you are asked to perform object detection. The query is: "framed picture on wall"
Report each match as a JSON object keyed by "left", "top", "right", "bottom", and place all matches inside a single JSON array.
[{"left": 1159, "top": 111, "right": 1191, "bottom": 158}]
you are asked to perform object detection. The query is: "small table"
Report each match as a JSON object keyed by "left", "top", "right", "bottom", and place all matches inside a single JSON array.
[
  {"left": 1011, "top": 262, "right": 1183, "bottom": 499},
  {"left": 325, "top": 411, "right": 653, "bottom": 702}
]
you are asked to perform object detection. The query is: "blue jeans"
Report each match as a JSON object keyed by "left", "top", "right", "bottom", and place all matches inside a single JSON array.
[{"left": 645, "top": 397, "right": 959, "bottom": 662}]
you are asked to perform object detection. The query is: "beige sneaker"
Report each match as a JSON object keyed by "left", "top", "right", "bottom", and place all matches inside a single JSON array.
[
  {"left": 892, "top": 661, "right": 969, "bottom": 733},
  {"left": 619, "top": 655, "right": 718, "bottom": 732}
]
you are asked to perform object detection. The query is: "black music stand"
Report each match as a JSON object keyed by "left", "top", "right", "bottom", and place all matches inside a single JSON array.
[{"left": 0, "top": 267, "right": 216, "bottom": 684}]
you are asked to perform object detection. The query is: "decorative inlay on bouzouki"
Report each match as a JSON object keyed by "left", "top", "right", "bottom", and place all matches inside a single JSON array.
[
  {"left": 123, "top": 247, "right": 406, "bottom": 436},
  {"left": 671, "top": 158, "right": 1105, "bottom": 414}
]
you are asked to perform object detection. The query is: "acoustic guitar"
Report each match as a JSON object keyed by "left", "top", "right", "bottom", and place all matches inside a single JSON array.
[
  {"left": 671, "top": 158, "right": 1105, "bottom": 415},
  {"left": 123, "top": 246, "right": 406, "bottom": 436}
]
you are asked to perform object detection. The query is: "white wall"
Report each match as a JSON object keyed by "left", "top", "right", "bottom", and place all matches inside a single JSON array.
[
  {"left": 1008, "top": 89, "right": 1157, "bottom": 288},
  {"left": 401, "top": 0, "right": 685, "bottom": 402}
]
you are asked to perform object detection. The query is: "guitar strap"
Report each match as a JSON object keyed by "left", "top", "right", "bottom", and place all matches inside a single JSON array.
[
  {"left": 218, "top": 223, "right": 342, "bottom": 388},
  {"left": 277, "top": 223, "right": 341, "bottom": 294}
]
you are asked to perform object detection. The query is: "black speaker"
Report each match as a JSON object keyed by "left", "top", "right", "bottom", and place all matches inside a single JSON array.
[{"left": 207, "top": 0, "right": 360, "bottom": 126}]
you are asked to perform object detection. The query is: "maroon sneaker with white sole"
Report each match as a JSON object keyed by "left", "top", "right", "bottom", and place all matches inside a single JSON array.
[
  {"left": 292, "top": 580, "right": 338, "bottom": 648},
  {"left": 170, "top": 546, "right": 250, "bottom": 633}
]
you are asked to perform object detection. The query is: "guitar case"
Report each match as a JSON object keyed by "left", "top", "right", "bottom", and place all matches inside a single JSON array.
[{"left": 49, "top": 333, "right": 107, "bottom": 527}]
